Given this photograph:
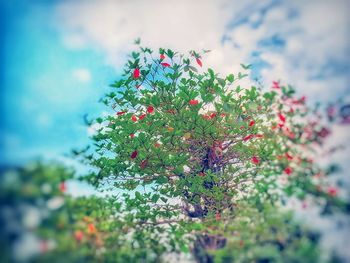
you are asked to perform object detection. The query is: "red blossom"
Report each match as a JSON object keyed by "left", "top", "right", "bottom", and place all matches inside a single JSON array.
[
  {"left": 243, "top": 134, "right": 254, "bottom": 141},
  {"left": 317, "top": 127, "right": 331, "bottom": 138},
  {"left": 59, "top": 182, "right": 66, "bottom": 193},
  {"left": 131, "top": 115, "right": 138, "bottom": 122},
  {"left": 327, "top": 186, "right": 338, "bottom": 197},
  {"left": 154, "top": 143, "right": 161, "bottom": 148},
  {"left": 278, "top": 113, "right": 286, "bottom": 122},
  {"left": 130, "top": 134, "right": 135, "bottom": 139},
  {"left": 87, "top": 223, "right": 96, "bottom": 234},
  {"left": 284, "top": 167, "right": 293, "bottom": 175},
  {"left": 202, "top": 114, "right": 211, "bottom": 120},
  {"left": 39, "top": 240, "right": 49, "bottom": 253},
  {"left": 302, "top": 201, "right": 307, "bottom": 209},
  {"left": 140, "top": 159, "right": 148, "bottom": 169},
  {"left": 215, "top": 212, "right": 221, "bottom": 221},
  {"left": 284, "top": 128, "right": 295, "bottom": 139},
  {"left": 117, "top": 111, "right": 126, "bottom": 115},
  {"left": 210, "top": 112, "right": 217, "bottom": 118},
  {"left": 249, "top": 120, "right": 255, "bottom": 127},
  {"left": 139, "top": 114, "right": 147, "bottom": 120},
  {"left": 130, "top": 151, "right": 138, "bottom": 159},
  {"left": 272, "top": 81, "right": 280, "bottom": 89},
  {"left": 251, "top": 156, "right": 260, "bottom": 165},
  {"left": 160, "top": 54, "right": 165, "bottom": 60},
  {"left": 133, "top": 68, "right": 140, "bottom": 79},
  {"left": 189, "top": 99, "right": 199, "bottom": 105},
  {"left": 255, "top": 134, "right": 264, "bottom": 138},
  {"left": 147, "top": 106, "right": 154, "bottom": 114},
  {"left": 161, "top": 62, "right": 171, "bottom": 67},
  {"left": 196, "top": 58, "right": 202, "bottom": 67},
  {"left": 74, "top": 230, "right": 84, "bottom": 242},
  {"left": 285, "top": 152, "right": 293, "bottom": 160},
  {"left": 198, "top": 172, "right": 205, "bottom": 177}
]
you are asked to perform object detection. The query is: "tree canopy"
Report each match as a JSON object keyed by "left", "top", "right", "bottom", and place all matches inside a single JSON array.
[{"left": 1, "top": 44, "right": 348, "bottom": 263}]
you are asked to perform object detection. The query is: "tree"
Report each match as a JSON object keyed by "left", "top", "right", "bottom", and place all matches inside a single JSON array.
[
  {"left": 74, "top": 43, "right": 348, "bottom": 262},
  {"left": 2, "top": 44, "right": 348, "bottom": 263},
  {"left": 0, "top": 162, "right": 164, "bottom": 262}
]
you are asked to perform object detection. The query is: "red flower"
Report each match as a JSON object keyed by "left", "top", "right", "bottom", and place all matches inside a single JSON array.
[
  {"left": 204, "top": 114, "right": 210, "bottom": 120},
  {"left": 251, "top": 156, "right": 260, "bottom": 165},
  {"left": 317, "top": 127, "right": 331, "bottom": 138},
  {"left": 147, "top": 106, "right": 154, "bottom": 114},
  {"left": 284, "top": 167, "right": 293, "bottom": 175},
  {"left": 189, "top": 99, "right": 199, "bottom": 105},
  {"left": 272, "top": 81, "right": 280, "bottom": 89},
  {"left": 210, "top": 112, "right": 217, "bottom": 118},
  {"left": 249, "top": 120, "right": 255, "bottom": 127},
  {"left": 117, "top": 111, "right": 126, "bottom": 115},
  {"left": 198, "top": 172, "right": 205, "bottom": 177},
  {"left": 327, "top": 186, "right": 338, "bottom": 197},
  {"left": 285, "top": 152, "right": 293, "bottom": 160},
  {"left": 160, "top": 54, "right": 165, "bottom": 60},
  {"left": 215, "top": 212, "right": 221, "bottom": 221},
  {"left": 161, "top": 62, "right": 171, "bottom": 67},
  {"left": 243, "top": 134, "right": 254, "bottom": 141},
  {"left": 196, "top": 58, "right": 202, "bottom": 67},
  {"left": 39, "top": 240, "right": 49, "bottom": 253},
  {"left": 255, "top": 134, "right": 264, "bottom": 138},
  {"left": 131, "top": 115, "right": 138, "bottom": 122},
  {"left": 133, "top": 68, "right": 140, "bottom": 79},
  {"left": 130, "top": 134, "right": 135, "bottom": 139},
  {"left": 154, "top": 143, "right": 161, "bottom": 148},
  {"left": 87, "top": 223, "right": 96, "bottom": 234},
  {"left": 140, "top": 159, "right": 148, "bottom": 169},
  {"left": 130, "top": 150, "right": 138, "bottom": 159},
  {"left": 220, "top": 113, "right": 226, "bottom": 117},
  {"left": 59, "top": 182, "right": 66, "bottom": 193},
  {"left": 139, "top": 114, "right": 147, "bottom": 120},
  {"left": 278, "top": 113, "right": 286, "bottom": 123},
  {"left": 202, "top": 114, "right": 211, "bottom": 120},
  {"left": 74, "top": 230, "right": 84, "bottom": 242}
]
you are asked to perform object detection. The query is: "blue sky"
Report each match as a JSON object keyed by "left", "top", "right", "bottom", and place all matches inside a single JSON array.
[
  {"left": 1, "top": 1, "right": 118, "bottom": 165},
  {"left": 1, "top": 0, "right": 349, "bottom": 166}
]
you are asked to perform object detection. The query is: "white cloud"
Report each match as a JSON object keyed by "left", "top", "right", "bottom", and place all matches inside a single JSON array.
[
  {"left": 62, "top": 33, "right": 88, "bottom": 49},
  {"left": 55, "top": 0, "right": 349, "bottom": 101},
  {"left": 55, "top": 0, "right": 263, "bottom": 74},
  {"left": 72, "top": 68, "right": 91, "bottom": 83}
]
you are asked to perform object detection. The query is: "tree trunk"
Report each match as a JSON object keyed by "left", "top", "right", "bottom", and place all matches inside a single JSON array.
[{"left": 191, "top": 234, "right": 227, "bottom": 263}]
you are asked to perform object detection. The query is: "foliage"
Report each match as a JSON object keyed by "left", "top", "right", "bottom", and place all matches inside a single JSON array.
[{"left": 0, "top": 162, "right": 163, "bottom": 262}]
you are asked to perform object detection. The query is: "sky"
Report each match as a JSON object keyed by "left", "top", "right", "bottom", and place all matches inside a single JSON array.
[{"left": 1, "top": 0, "right": 350, "bottom": 258}]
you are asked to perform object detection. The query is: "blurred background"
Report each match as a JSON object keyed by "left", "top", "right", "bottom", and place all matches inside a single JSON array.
[{"left": 1, "top": 0, "right": 350, "bottom": 261}]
